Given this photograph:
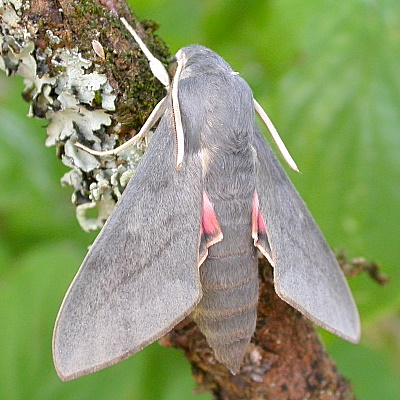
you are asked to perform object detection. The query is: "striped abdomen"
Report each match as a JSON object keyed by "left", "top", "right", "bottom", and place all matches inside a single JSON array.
[{"left": 191, "top": 196, "right": 259, "bottom": 374}]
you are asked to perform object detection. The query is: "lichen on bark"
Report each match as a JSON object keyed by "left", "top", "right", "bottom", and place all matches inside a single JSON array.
[{"left": 0, "top": 0, "right": 169, "bottom": 231}]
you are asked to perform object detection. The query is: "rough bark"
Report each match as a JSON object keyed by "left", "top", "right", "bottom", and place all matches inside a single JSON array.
[{"left": 0, "top": 1, "right": 357, "bottom": 399}]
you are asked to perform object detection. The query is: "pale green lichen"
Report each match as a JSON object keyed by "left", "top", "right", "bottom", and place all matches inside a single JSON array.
[
  {"left": 52, "top": 48, "right": 111, "bottom": 106},
  {"left": 0, "top": 1, "right": 150, "bottom": 232},
  {"left": 45, "top": 29, "right": 61, "bottom": 45},
  {"left": 101, "top": 82, "right": 115, "bottom": 111},
  {"left": 62, "top": 150, "right": 143, "bottom": 231}
]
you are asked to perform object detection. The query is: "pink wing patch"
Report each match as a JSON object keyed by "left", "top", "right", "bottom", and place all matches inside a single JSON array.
[
  {"left": 199, "top": 191, "right": 223, "bottom": 266},
  {"left": 252, "top": 191, "right": 273, "bottom": 265}
]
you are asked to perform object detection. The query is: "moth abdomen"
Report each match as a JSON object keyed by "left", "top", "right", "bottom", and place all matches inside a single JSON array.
[{"left": 191, "top": 237, "right": 259, "bottom": 374}]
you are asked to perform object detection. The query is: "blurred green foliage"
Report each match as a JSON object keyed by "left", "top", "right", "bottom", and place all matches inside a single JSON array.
[{"left": 1, "top": 0, "right": 399, "bottom": 399}]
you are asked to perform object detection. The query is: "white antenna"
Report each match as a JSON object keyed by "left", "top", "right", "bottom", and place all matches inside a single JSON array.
[
  {"left": 120, "top": 17, "right": 184, "bottom": 169},
  {"left": 120, "top": 18, "right": 170, "bottom": 88},
  {"left": 254, "top": 99, "right": 299, "bottom": 172}
]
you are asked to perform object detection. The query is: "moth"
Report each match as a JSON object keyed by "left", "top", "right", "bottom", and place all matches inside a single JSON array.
[{"left": 53, "top": 18, "right": 360, "bottom": 381}]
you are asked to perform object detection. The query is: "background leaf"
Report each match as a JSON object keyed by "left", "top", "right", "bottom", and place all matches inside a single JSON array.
[{"left": 1, "top": 0, "right": 399, "bottom": 399}]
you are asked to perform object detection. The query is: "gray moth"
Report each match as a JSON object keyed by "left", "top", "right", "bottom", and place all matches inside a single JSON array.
[{"left": 53, "top": 18, "right": 360, "bottom": 381}]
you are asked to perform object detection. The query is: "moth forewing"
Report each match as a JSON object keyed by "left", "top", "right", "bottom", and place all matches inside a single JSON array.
[
  {"left": 252, "top": 127, "right": 360, "bottom": 343},
  {"left": 53, "top": 103, "right": 203, "bottom": 380}
]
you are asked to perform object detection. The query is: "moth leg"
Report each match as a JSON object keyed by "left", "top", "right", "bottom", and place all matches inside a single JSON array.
[
  {"left": 75, "top": 96, "right": 167, "bottom": 157},
  {"left": 253, "top": 98, "right": 299, "bottom": 172}
]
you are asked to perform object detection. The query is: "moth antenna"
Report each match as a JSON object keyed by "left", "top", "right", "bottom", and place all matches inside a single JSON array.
[
  {"left": 120, "top": 17, "right": 170, "bottom": 88},
  {"left": 171, "top": 58, "right": 185, "bottom": 169},
  {"left": 253, "top": 99, "right": 299, "bottom": 172},
  {"left": 75, "top": 97, "right": 167, "bottom": 156}
]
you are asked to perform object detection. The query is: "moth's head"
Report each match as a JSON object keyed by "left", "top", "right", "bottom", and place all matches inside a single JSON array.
[{"left": 169, "top": 45, "right": 233, "bottom": 80}]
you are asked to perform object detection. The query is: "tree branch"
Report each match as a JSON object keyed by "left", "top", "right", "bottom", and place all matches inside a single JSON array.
[{"left": 1, "top": 1, "right": 357, "bottom": 399}]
